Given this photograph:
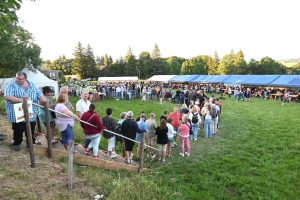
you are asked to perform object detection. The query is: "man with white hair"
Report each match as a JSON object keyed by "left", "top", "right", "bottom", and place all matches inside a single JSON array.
[{"left": 76, "top": 90, "right": 91, "bottom": 147}]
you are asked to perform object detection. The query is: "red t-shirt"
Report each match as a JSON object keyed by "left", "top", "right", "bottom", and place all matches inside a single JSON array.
[{"left": 169, "top": 112, "right": 180, "bottom": 128}]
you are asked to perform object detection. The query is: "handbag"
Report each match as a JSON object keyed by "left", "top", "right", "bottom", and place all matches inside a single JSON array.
[{"left": 186, "top": 123, "right": 193, "bottom": 135}]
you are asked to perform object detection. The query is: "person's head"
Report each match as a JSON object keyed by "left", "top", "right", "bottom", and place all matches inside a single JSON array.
[
  {"left": 173, "top": 107, "right": 178, "bottom": 113},
  {"left": 60, "top": 87, "right": 69, "bottom": 95},
  {"left": 120, "top": 112, "right": 127, "bottom": 119},
  {"left": 140, "top": 114, "right": 146, "bottom": 122},
  {"left": 181, "top": 104, "right": 187, "bottom": 108},
  {"left": 160, "top": 119, "right": 167, "bottom": 129},
  {"left": 42, "top": 86, "right": 54, "bottom": 96},
  {"left": 81, "top": 91, "right": 89, "bottom": 100},
  {"left": 182, "top": 114, "right": 189, "bottom": 124},
  {"left": 106, "top": 108, "right": 112, "bottom": 115},
  {"left": 167, "top": 118, "right": 173, "bottom": 124},
  {"left": 57, "top": 94, "right": 68, "bottom": 103},
  {"left": 150, "top": 113, "right": 155, "bottom": 119},
  {"left": 15, "top": 71, "right": 27, "bottom": 85},
  {"left": 192, "top": 106, "right": 197, "bottom": 113},
  {"left": 89, "top": 104, "right": 96, "bottom": 112},
  {"left": 163, "top": 109, "right": 168, "bottom": 115},
  {"left": 212, "top": 99, "right": 216, "bottom": 104},
  {"left": 127, "top": 111, "right": 134, "bottom": 118}
]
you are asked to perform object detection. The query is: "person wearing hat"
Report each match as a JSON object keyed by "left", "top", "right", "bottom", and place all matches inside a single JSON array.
[{"left": 38, "top": 86, "right": 57, "bottom": 144}]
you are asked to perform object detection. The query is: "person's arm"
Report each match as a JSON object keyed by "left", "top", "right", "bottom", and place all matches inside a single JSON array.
[
  {"left": 63, "top": 109, "right": 80, "bottom": 121},
  {"left": 4, "top": 96, "right": 23, "bottom": 103}
]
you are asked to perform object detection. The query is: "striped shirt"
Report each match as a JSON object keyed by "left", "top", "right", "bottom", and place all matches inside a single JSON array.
[{"left": 4, "top": 80, "right": 42, "bottom": 123}]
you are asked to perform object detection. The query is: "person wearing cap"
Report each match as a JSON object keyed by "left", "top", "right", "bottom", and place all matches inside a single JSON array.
[
  {"left": 4, "top": 71, "right": 47, "bottom": 151},
  {"left": 38, "top": 86, "right": 57, "bottom": 144},
  {"left": 121, "top": 111, "right": 145, "bottom": 164}
]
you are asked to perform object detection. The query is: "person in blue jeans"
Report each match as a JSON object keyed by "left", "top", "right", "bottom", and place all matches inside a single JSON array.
[
  {"left": 188, "top": 107, "right": 201, "bottom": 140},
  {"left": 202, "top": 103, "right": 212, "bottom": 138}
]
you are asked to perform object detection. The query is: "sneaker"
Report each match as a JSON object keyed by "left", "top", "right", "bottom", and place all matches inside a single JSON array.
[
  {"left": 150, "top": 154, "right": 156, "bottom": 159},
  {"left": 185, "top": 152, "right": 190, "bottom": 156},
  {"left": 126, "top": 159, "right": 132, "bottom": 165},
  {"left": 110, "top": 153, "right": 117, "bottom": 158},
  {"left": 147, "top": 153, "right": 151, "bottom": 158},
  {"left": 13, "top": 145, "right": 20, "bottom": 151},
  {"left": 194, "top": 139, "right": 197, "bottom": 141},
  {"left": 94, "top": 155, "right": 101, "bottom": 159},
  {"left": 179, "top": 152, "right": 184, "bottom": 157},
  {"left": 51, "top": 139, "right": 58, "bottom": 144},
  {"left": 158, "top": 158, "right": 161, "bottom": 162},
  {"left": 85, "top": 149, "right": 91, "bottom": 154},
  {"left": 162, "top": 159, "right": 166, "bottom": 163}
]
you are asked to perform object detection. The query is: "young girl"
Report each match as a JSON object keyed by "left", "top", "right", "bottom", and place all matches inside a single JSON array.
[
  {"left": 178, "top": 114, "right": 191, "bottom": 157},
  {"left": 202, "top": 103, "right": 213, "bottom": 138}
]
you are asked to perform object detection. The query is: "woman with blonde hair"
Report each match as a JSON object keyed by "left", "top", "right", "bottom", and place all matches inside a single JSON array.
[
  {"left": 55, "top": 94, "right": 80, "bottom": 150},
  {"left": 203, "top": 103, "right": 213, "bottom": 138},
  {"left": 178, "top": 114, "right": 191, "bottom": 157},
  {"left": 189, "top": 106, "right": 201, "bottom": 140}
]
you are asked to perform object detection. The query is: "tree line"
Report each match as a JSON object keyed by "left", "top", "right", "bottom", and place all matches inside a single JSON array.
[{"left": 42, "top": 42, "right": 299, "bottom": 80}]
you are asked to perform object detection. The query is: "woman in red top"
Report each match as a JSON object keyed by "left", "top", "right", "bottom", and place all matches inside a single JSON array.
[{"left": 80, "top": 104, "right": 106, "bottom": 158}]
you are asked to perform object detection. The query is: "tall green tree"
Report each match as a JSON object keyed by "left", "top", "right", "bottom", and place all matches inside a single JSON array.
[
  {"left": 234, "top": 50, "right": 247, "bottom": 74},
  {"left": 207, "top": 51, "right": 219, "bottom": 75},
  {"left": 218, "top": 50, "right": 236, "bottom": 74},
  {"left": 83, "top": 44, "right": 97, "bottom": 78},
  {"left": 124, "top": 46, "right": 136, "bottom": 76},
  {"left": 150, "top": 44, "right": 164, "bottom": 75},
  {"left": 0, "top": 22, "right": 42, "bottom": 77},
  {"left": 165, "top": 56, "right": 181, "bottom": 75},
  {"left": 72, "top": 42, "right": 85, "bottom": 79},
  {"left": 138, "top": 51, "right": 151, "bottom": 79}
]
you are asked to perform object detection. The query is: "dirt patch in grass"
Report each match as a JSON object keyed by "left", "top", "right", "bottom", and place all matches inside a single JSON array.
[{"left": 0, "top": 114, "right": 103, "bottom": 200}]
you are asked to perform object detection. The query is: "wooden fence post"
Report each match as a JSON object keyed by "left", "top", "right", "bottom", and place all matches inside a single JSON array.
[
  {"left": 23, "top": 95, "right": 35, "bottom": 168},
  {"left": 68, "top": 140, "right": 74, "bottom": 190},
  {"left": 44, "top": 101, "right": 52, "bottom": 158}
]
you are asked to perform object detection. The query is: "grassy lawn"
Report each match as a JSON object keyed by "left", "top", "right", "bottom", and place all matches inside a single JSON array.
[
  {"left": 65, "top": 95, "right": 300, "bottom": 199},
  {"left": 1, "top": 94, "right": 299, "bottom": 199}
]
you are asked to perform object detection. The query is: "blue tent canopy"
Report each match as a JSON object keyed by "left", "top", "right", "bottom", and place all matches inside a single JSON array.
[
  {"left": 222, "top": 75, "right": 249, "bottom": 86},
  {"left": 168, "top": 75, "right": 199, "bottom": 82},
  {"left": 270, "top": 75, "right": 300, "bottom": 87},
  {"left": 240, "top": 75, "right": 280, "bottom": 85},
  {"left": 205, "top": 75, "right": 231, "bottom": 84},
  {"left": 189, "top": 75, "right": 208, "bottom": 83}
]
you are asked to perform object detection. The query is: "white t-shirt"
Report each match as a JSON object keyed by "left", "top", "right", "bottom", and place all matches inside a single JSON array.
[{"left": 76, "top": 99, "right": 91, "bottom": 117}]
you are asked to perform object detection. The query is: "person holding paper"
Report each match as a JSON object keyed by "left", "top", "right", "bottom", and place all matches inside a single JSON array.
[{"left": 4, "top": 71, "right": 47, "bottom": 151}]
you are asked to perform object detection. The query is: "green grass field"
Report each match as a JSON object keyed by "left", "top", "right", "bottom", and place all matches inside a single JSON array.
[{"left": 62, "top": 95, "right": 300, "bottom": 200}]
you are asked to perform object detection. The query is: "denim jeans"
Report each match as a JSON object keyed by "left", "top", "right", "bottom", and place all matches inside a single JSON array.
[
  {"left": 204, "top": 119, "right": 212, "bottom": 138},
  {"left": 87, "top": 135, "right": 101, "bottom": 156},
  {"left": 191, "top": 124, "right": 200, "bottom": 140}
]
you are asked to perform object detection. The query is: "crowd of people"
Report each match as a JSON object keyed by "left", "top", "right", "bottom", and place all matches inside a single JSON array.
[{"left": 5, "top": 71, "right": 297, "bottom": 165}]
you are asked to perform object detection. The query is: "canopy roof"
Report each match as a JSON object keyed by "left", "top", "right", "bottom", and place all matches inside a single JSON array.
[
  {"left": 270, "top": 75, "right": 300, "bottom": 87},
  {"left": 147, "top": 75, "right": 176, "bottom": 83},
  {"left": 241, "top": 75, "right": 280, "bottom": 85},
  {"left": 98, "top": 76, "right": 138, "bottom": 82},
  {"left": 169, "top": 75, "right": 199, "bottom": 82}
]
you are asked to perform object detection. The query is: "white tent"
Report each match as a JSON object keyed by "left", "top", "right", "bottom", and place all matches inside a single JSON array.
[
  {"left": 0, "top": 78, "right": 14, "bottom": 93},
  {"left": 98, "top": 76, "right": 138, "bottom": 82},
  {"left": 20, "top": 68, "right": 59, "bottom": 96},
  {"left": 147, "top": 75, "right": 176, "bottom": 83}
]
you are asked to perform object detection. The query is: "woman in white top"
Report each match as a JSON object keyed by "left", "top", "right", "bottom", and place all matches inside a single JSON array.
[
  {"left": 166, "top": 118, "right": 177, "bottom": 158},
  {"left": 202, "top": 103, "right": 213, "bottom": 138},
  {"left": 188, "top": 107, "right": 201, "bottom": 140}
]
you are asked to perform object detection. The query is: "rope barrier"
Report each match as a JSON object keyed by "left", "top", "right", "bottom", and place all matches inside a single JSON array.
[{"left": 32, "top": 102, "right": 159, "bottom": 151}]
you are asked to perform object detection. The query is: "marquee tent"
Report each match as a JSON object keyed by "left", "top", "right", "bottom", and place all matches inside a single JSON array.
[
  {"left": 98, "top": 76, "right": 138, "bottom": 82},
  {"left": 147, "top": 75, "right": 176, "bottom": 83},
  {"left": 222, "top": 75, "right": 249, "bottom": 86},
  {"left": 21, "top": 68, "right": 59, "bottom": 96},
  {"left": 0, "top": 78, "right": 14, "bottom": 91},
  {"left": 168, "top": 75, "right": 199, "bottom": 83},
  {"left": 189, "top": 75, "right": 208, "bottom": 83},
  {"left": 240, "top": 75, "right": 280, "bottom": 86},
  {"left": 204, "top": 75, "right": 231, "bottom": 84},
  {"left": 269, "top": 75, "right": 300, "bottom": 87}
]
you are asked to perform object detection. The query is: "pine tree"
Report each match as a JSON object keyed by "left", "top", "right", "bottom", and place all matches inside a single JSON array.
[
  {"left": 150, "top": 44, "right": 164, "bottom": 76},
  {"left": 72, "top": 41, "right": 85, "bottom": 79}
]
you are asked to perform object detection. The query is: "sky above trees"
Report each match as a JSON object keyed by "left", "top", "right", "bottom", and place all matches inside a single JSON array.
[{"left": 17, "top": 0, "right": 300, "bottom": 62}]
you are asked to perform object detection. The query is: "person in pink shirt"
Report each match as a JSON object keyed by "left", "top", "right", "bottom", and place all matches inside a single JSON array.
[
  {"left": 168, "top": 107, "right": 180, "bottom": 148},
  {"left": 178, "top": 114, "right": 191, "bottom": 157}
]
